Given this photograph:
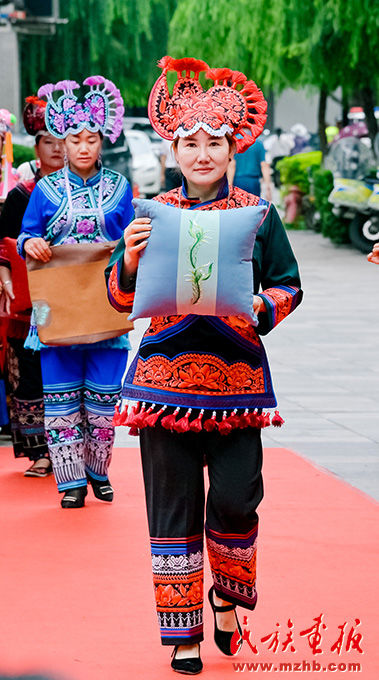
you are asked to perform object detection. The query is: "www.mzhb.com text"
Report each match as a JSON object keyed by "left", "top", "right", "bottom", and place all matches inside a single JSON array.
[{"left": 232, "top": 660, "right": 361, "bottom": 672}]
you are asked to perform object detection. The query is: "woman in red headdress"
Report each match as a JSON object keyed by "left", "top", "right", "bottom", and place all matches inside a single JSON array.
[
  {"left": 106, "top": 57, "right": 303, "bottom": 674},
  {"left": 0, "top": 97, "right": 64, "bottom": 475}
]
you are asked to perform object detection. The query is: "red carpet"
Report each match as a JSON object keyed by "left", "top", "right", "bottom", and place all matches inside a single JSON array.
[{"left": 0, "top": 445, "right": 377, "bottom": 679}]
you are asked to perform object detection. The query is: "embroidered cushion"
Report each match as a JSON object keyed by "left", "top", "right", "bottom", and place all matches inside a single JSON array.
[{"left": 129, "top": 198, "right": 267, "bottom": 323}]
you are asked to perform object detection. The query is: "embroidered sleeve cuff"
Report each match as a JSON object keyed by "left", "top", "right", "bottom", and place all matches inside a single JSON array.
[
  {"left": 107, "top": 261, "right": 135, "bottom": 313},
  {"left": 16, "top": 233, "right": 30, "bottom": 259},
  {"left": 258, "top": 285, "right": 302, "bottom": 334}
]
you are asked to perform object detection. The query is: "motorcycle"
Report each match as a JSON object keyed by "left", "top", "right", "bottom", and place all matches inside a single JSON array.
[{"left": 326, "top": 135, "right": 379, "bottom": 253}]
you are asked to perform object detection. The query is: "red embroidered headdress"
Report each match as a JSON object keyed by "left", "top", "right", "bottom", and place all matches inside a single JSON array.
[
  {"left": 148, "top": 56, "right": 267, "bottom": 154},
  {"left": 23, "top": 96, "right": 47, "bottom": 137}
]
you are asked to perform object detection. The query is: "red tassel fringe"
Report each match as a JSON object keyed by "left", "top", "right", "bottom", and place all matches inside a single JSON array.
[
  {"left": 272, "top": 410, "right": 285, "bottom": 427},
  {"left": 174, "top": 408, "right": 192, "bottom": 433},
  {"left": 115, "top": 401, "right": 285, "bottom": 436},
  {"left": 189, "top": 409, "right": 204, "bottom": 432},
  {"left": 161, "top": 407, "right": 180, "bottom": 431},
  {"left": 218, "top": 411, "right": 233, "bottom": 436},
  {"left": 203, "top": 411, "right": 218, "bottom": 432}
]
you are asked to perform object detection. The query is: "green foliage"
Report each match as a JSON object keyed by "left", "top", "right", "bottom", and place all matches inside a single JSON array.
[
  {"left": 19, "top": 0, "right": 178, "bottom": 108},
  {"left": 169, "top": 0, "right": 379, "bottom": 116},
  {"left": 312, "top": 168, "right": 349, "bottom": 244},
  {"left": 12, "top": 144, "right": 35, "bottom": 167},
  {"left": 277, "top": 152, "right": 322, "bottom": 195}
]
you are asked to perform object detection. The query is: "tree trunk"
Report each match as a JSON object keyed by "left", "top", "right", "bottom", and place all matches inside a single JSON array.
[
  {"left": 318, "top": 88, "right": 328, "bottom": 160},
  {"left": 342, "top": 89, "right": 349, "bottom": 128},
  {"left": 360, "top": 86, "right": 378, "bottom": 153}
]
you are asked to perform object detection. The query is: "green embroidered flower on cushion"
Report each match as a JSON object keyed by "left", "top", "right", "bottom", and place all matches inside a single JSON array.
[{"left": 187, "top": 218, "right": 213, "bottom": 305}]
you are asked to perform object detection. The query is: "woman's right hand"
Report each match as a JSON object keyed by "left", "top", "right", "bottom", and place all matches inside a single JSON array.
[
  {"left": 0, "top": 277, "right": 15, "bottom": 315},
  {"left": 123, "top": 218, "right": 152, "bottom": 276},
  {"left": 24, "top": 237, "right": 52, "bottom": 263}
]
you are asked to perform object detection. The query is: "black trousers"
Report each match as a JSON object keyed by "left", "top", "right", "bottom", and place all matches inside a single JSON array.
[
  {"left": 7, "top": 338, "right": 49, "bottom": 461},
  {"left": 140, "top": 422, "right": 264, "bottom": 645}
]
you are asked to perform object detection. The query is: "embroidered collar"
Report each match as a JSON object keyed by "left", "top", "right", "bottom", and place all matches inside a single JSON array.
[
  {"left": 181, "top": 174, "right": 229, "bottom": 206},
  {"left": 67, "top": 167, "right": 102, "bottom": 188}
]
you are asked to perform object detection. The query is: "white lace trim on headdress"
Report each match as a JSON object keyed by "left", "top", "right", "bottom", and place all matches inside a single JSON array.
[{"left": 173, "top": 122, "right": 233, "bottom": 138}]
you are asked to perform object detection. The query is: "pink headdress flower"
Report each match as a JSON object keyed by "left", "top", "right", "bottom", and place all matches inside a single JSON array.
[
  {"left": 37, "top": 76, "right": 125, "bottom": 143},
  {"left": 148, "top": 56, "right": 267, "bottom": 153}
]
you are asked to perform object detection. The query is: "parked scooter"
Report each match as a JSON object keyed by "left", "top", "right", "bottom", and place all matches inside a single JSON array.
[{"left": 327, "top": 135, "right": 379, "bottom": 253}]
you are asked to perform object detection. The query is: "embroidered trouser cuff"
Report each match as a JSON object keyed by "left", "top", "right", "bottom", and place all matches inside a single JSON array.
[{"left": 140, "top": 423, "right": 263, "bottom": 646}]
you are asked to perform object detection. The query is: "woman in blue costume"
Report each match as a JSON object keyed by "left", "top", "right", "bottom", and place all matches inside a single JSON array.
[{"left": 18, "top": 77, "right": 133, "bottom": 508}]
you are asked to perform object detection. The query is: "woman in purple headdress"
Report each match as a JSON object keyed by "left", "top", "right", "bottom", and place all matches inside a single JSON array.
[{"left": 17, "top": 77, "right": 134, "bottom": 508}]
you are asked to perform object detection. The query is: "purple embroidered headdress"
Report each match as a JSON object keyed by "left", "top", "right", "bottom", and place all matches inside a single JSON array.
[{"left": 37, "top": 76, "right": 124, "bottom": 143}]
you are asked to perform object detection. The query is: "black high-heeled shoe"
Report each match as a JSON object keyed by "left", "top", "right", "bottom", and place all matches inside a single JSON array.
[
  {"left": 86, "top": 472, "right": 114, "bottom": 502},
  {"left": 61, "top": 486, "right": 88, "bottom": 509},
  {"left": 171, "top": 644, "right": 203, "bottom": 675},
  {"left": 208, "top": 586, "right": 243, "bottom": 656}
]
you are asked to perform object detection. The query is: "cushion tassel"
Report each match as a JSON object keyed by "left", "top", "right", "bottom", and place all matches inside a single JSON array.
[
  {"left": 145, "top": 404, "right": 167, "bottom": 427},
  {"left": 135, "top": 403, "right": 156, "bottom": 429},
  {"left": 174, "top": 408, "right": 192, "bottom": 433},
  {"left": 218, "top": 410, "right": 233, "bottom": 435},
  {"left": 189, "top": 409, "right": 204, "bottom": 432},
  {"left": 161, "top": 407, "right": 180, "bottom": 431},
  {"left": 125, "top": 401, "right": 140, "bottom": 427},
  {"left": 203, "top": 411, "right": 218, "bottom": 432},
  {"left": 227, "top": 408, "right": 240, "bottom": 429},
  {"left": 272, "top": 410, "right": 285, "bottom": 427},
  {"left": 239, "top": 408, "right": 250, "bottom": 429}
]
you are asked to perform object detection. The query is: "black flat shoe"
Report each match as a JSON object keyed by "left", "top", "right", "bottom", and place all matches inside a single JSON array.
[
  {"left": 61, "top": 486, "right": 88, "bottom": 509},
  {"left": 86, "top": 472, "right": 114, "bottom": 502},
  {"left": 171, "top": 644, "right": 203, "bottom": 675},
  {"left": 208, "top": 586, "right": 242, "bottom": 656}
]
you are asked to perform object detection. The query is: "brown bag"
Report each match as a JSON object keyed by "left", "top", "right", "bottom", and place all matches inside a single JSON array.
[{"left": 26, "top": 241, "right": 133, "bottom": 345}]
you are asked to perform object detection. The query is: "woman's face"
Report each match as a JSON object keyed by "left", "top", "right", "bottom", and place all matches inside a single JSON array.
[
  {"left": 175, "top": 129, "right": 232, "bottom": 190},
  {"left": 36, "top": 134, "right": 64, "bottom": 173},
  {"left": 64, "top": 129, "right": 102, "bottom": 174}
]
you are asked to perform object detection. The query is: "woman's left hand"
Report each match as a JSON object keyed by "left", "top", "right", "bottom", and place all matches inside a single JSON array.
[{"left": 253, "top": 295, "right": 266, "bottom": 315}]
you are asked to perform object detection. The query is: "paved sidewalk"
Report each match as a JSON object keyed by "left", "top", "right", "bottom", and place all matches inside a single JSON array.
[
  {"left": 116, "top": 229, "right": 379, "bottom": 500},
  {"left": 260, "top": 229, "right": 379, "bottom": 500}
]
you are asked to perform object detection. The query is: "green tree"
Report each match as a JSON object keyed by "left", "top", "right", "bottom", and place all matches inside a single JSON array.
[
  {"left": 168, "top": 0, "right": 379, "bottom": 154},
  {"left": 19, "top": 0, "right": 177, "bottom": 108}
]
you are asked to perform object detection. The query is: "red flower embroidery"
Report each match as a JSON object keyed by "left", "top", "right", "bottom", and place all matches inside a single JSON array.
[
  {"left": 186, "top": 580, "right": 203, "bottom": 605},
  {"left": 155, "top": 584, "right": 177, "bottom": 607},
  {"left": 177, "top": 362, "right": 224, "bottom": 391}
]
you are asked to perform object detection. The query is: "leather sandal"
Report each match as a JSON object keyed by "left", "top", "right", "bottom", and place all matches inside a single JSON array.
[
  {"left": 61, "top": 486, "right": 88, "bottom": 509},
  {"left": 24, "top": 461, "right": 53, "bottom": 478},
  {"left": 171, "top": 644, "right": 203, "bottom": 675},
  {"left": 208, "top": 586, "right": 242, "bottom": 656}
]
